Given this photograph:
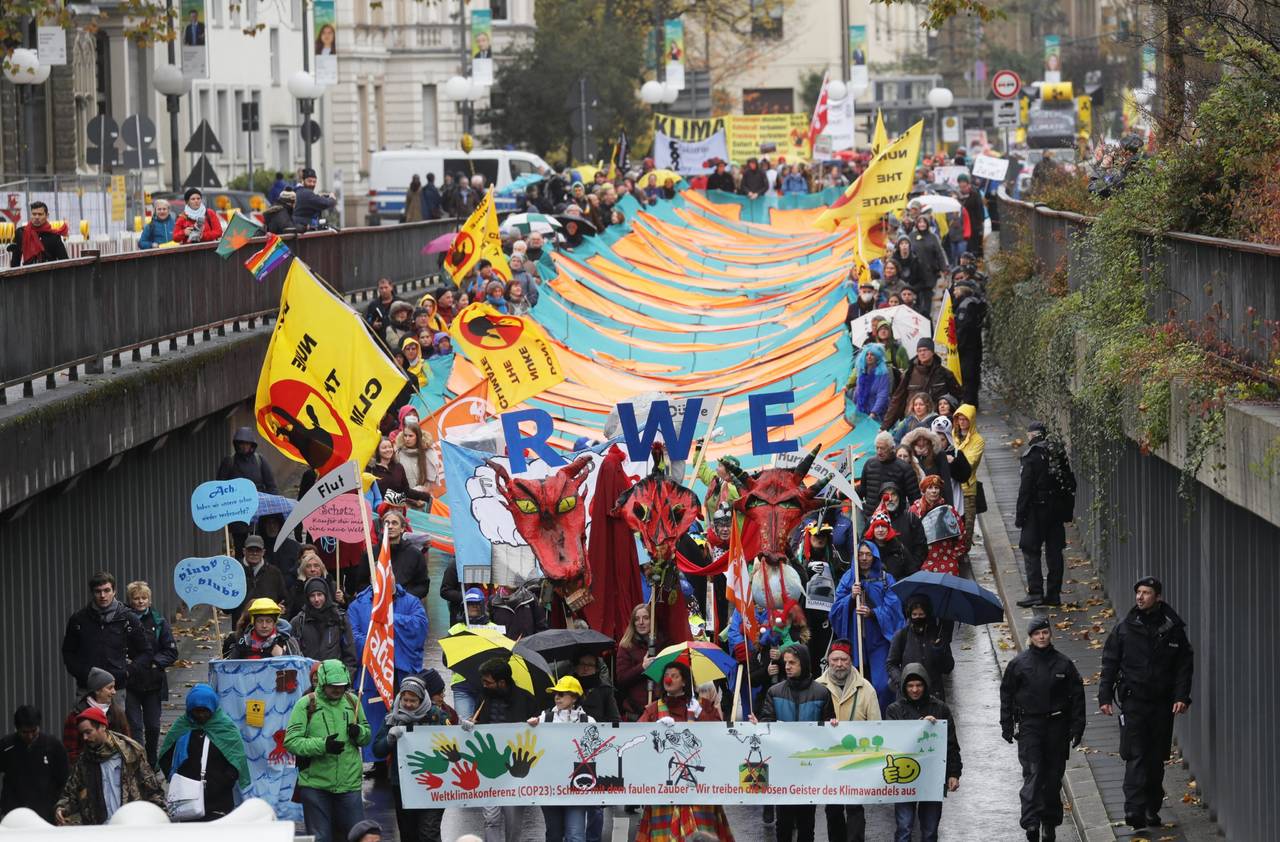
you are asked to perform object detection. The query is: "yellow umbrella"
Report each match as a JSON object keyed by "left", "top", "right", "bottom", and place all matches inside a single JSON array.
[
  {"left": 439, "top": 626, "right": 515, "bottom": 670},
  {"left": 636, "top": 168, "right": 684, "bottom": 186}
]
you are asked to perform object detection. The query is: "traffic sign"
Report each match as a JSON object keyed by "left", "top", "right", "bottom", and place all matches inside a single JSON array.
[
  {"left": 992, "top": 69, "right": 1021, "bottom": 100},
  {"left": 992, "top": 100, "right": 1019, "bottom": 129}
]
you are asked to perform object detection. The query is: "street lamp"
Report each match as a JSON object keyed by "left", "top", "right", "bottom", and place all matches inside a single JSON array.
[
  {"left": 927, "top": 86, "right": 954, "bottom": 153},
  {"left": 827, "top": 79, "right": 848, "bottom": 102},
  {"left": 638, "top": 80, "right": 664, "bottom": 105},
  {"left": 443, "top": 75, "right": 486, "bottom": 134},
  {"left": 4, "top": 49, "right": 51, "bottom": 174},
  {"left": 660, "top": 81, "right": 680, "bottom": 105},
  {"left": 287, "top": 70, "right": 324, "bottom": 171},
  {"left": 153, "top": 64, "right": 190, "bottom": 192}
]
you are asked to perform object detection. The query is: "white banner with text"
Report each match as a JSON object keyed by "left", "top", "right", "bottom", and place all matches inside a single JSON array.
[{"left": 397, "top": 720, "right": 947, "bottom": 808}]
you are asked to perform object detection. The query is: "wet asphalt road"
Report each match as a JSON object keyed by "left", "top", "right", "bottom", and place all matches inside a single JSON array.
[{"left": 355, "top": 542, "right": 1079, "bottom": 842}]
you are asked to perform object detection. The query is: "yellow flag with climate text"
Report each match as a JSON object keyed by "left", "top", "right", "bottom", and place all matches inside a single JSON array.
[
  {"left": 871, "top": 110, "right": 890, "bottom": 157},
  {"left": 449, "top": 302, "right": 566, "bottom": 412},
  {"left": 255, "top": 259, "right": 410, "bottom": 476},
  {"left": 814, "top": 120, "right": 923, "bottom": 235},
  {"left": 479, "top": 192, "right": 511, "bottom": 281},
  {"left": 934, "top": 290, "right": 963, "bottom": 385},
  {"left": 443, "top": 190, "right": 509, "bottom": 283}
]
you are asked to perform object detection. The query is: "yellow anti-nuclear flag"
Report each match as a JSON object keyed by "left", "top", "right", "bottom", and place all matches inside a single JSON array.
[
  {"left": 814, "top": 120, "right": 923, "bottom": 235},
  {"left": 479, "top": 191, "right": 511, "bottom": 281},
  {"left": 934, "top": 289, "right": 963, "bottom": 385},
  {"left": 449, "top": 301, "right": 566, "bottom": 412},
  {"left": 443, "top": 190, "right": 508, "bottom": 283},
  {"left": 255, "top": 259, "right": 410, "bottom": 476},
  {"left": 871, "top": 110, "right": 890, "bottom": 157}
]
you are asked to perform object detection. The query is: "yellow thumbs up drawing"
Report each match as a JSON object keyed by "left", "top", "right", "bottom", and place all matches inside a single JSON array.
[{"left": 881, "top": 754, "right": 921, "bottom": 784}]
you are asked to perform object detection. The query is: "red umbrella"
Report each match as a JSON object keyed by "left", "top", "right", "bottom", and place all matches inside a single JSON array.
[{"left": 421, "top": 232, "right": 457, "bottom": 255}]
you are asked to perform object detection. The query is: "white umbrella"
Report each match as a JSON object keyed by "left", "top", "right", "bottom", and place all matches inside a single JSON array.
[
  {"left": 848, "top": 305, "right": 933, "bottom": 355},
  {"left": 500, "top": 212, "right": 562, "bottom": 237},
  {"left": 913, "top": 194, "right": 963, "bottom": 215}
]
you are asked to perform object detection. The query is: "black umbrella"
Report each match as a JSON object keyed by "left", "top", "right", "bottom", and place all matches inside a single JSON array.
[
  {"left": 553, "top": 214, "right": 599, "bottom": 234},
  {"left": 515, "top": 628, "right": 615, "bottom": 663}
]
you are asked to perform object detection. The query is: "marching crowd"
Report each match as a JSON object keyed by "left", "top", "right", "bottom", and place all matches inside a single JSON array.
[{"left": 0, "top": 160, "right": 1195, "bottom": 842}]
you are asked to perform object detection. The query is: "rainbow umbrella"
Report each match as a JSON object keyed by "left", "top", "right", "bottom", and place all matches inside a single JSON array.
[{"left": 644, "top": 642, "right": 728, "bottom": 687}]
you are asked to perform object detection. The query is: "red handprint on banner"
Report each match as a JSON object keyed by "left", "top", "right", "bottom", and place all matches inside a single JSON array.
[
  {"left": 452, "top": 760, "right": 480, "bottom": 791},
  {"left": 415, "top": 771, "right": 444, "bottom": 790}
]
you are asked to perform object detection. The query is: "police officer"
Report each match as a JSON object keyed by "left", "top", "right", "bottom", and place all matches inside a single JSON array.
[
  {"left": 1098, "top": 576, "right": 1193, "bottom": 830},
  {"left": 1014, "top": 421, "right": 1076, "bottom": 607},
  {"left": 1000, "top": 617, "right": 1085, "bottom": 842}
]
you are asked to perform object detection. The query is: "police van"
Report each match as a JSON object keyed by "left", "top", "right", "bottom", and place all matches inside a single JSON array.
[{"left": 366, "top": 148, "right": 551, "bottom": 224}]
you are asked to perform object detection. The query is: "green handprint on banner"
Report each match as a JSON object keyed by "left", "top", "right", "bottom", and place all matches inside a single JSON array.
[
  {"left": 464, "top": 732, "right": 513, "bottom": 779},
  {"left": 406, "top": 750, "right": 450, "bottom": 776}
]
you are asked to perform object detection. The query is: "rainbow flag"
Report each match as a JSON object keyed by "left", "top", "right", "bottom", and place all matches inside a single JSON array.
[{"left": 243, "top": 233, "right": 291, "bottom": 281}]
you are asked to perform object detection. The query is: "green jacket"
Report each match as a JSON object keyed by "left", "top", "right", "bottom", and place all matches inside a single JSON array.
[{"left": 284, "top": 659, "right": 370, "bottom": 793}]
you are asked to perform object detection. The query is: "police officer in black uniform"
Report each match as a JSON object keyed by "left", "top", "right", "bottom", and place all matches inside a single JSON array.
[
  {"left": 1014, "top": 421, "right": 1076, "bottom": 607},
  {"left": 1097, "top": 576, "right": 1194, "bottom": 831},
  {"left": 1000, "top": 617, "right": 1085, "bottom": 842}
]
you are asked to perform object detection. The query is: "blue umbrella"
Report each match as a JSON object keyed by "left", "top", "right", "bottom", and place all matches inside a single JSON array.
[
  {"left": 253, "top": 493, "right": 296, "bottom": 520},
  {"left": 890, "top": 571, "right": 1005, "bottom": 626}
]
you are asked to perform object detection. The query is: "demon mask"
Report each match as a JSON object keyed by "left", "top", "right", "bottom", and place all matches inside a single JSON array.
[
  {"left": 730, "top": 445, "right": 830, "bottom": 565},
  {"left": 614, "top": 447, "right": 702, "bottom": 597},
  {"left": 489, "top": 455, "right": 594, "bottom": 610}
]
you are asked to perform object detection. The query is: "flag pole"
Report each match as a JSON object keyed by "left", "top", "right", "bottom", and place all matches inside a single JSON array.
[{"left": 356, "top": 460, "right": 382, "bottom": 699}]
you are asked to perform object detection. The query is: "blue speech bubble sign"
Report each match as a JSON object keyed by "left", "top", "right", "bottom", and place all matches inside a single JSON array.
[
  {"left": 191, "top": 478, "right": 260, "bottom": 531},
  {"left": 173, "top": 555, "right": 247, "bottom": 610}
]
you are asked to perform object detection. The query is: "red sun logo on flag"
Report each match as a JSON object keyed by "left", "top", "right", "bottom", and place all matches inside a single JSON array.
[
  {"left": 257, "top": 379, "right": 353, "bottom": 475},
  {"left": 829, "top": 179, "right": 863, "bottom": 211},
  {"left": 461, "top": 312, "right": 526, "bottom": 350}
]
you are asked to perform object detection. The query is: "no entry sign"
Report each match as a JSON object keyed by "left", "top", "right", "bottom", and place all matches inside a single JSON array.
[{"left": 992, "top": 69, "right": 1021, "bottom": 100}]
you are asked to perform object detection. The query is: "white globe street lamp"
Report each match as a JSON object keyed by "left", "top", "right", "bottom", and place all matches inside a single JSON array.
[
  {"left": 639, "top": 80, "right": 664, "bottom": 105},
  {"left": 927, "top": 86, "right": 954, "bottom": 152},
  {"left": 826, "top": 79, "right": 848, "bottom": 102},
  {"left": 287, "top": 70, "right": 324, "bottom": 171},
  {"left": 6, "top": 49, "right": 51, "bottom": 174},
  {"left": 660, "top": 81, "right": 680, "bottom": 104},
  {"left": 153, "top": 64, "right": 191, "bottom": 192}
]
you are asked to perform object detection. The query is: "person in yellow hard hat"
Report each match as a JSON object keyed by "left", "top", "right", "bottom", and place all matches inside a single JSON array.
[
  {"left": 525, "top": 675, "right": 593, "bottom": 842},
  {"left": 222, "top": 598, "right": 300, "bottom": 659}
]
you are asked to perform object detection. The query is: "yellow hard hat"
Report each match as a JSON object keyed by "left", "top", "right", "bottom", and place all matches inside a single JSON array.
[
  {"left": 547, "top": 676, "right": 584, "bottom": 696},
  {"left": 246, "top": 598, "right": 282, "bottom": 617}
]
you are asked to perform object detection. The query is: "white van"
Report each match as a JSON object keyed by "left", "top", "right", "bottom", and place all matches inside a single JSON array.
[{"left": 366, "top": 148, "right": 552, "bottom": 223}]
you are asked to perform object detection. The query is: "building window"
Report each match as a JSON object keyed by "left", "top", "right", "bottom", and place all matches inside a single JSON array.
[
  {"left": 742, "top": 88, "right": 793, "bottom": 114},
  {"left": 234, "top": 89, "right": 245, "bottom": 164},
  {"left": 375, "top": 84, "right": 386, "bottom": 151},
  {"left": 210, "top": 0, "right": 222, "bottom": 27},
  {"left": 491, "top": 0, "right": 509, "bottom": 21},
  {"left": 247, "top": 0, "right": 257, "bottom": 26},
  {"left": 269, "top": 28, "right": 280, "bottom": 85},
  {"left": 422, "top": 84, "right": 438, "bottom": 146},
  {"left": 750, "top": 0, "right": 783, "bottom": 38},
  {"left": 358, "top": 84, "right": 369, "bottom": 172}
]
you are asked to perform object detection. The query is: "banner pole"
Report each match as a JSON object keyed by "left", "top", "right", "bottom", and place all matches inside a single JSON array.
[
  {"left": 683, "top": 396, "right": 725, "bottom": 489},
  {"left": 742, "top": 612, "right": 754, "bottom": 717},
  {"left": 730, "top": 663, "right": 743, "bottom": 723}
]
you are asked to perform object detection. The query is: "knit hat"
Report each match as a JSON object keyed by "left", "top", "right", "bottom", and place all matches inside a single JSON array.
[
  {"left": 1134, "top": 576, "right": 1162, "bottom": 595},
  {"left": 916, "top": 337, "right": 936, "bottom": 353},
  {"left": 347, "top": 820, "right": 383, "bottom": 842},
  {"left": 278, "top": 190, "right": 296, "bottom": 205},
  {"left": 398, "top": 675, "right": 429, "bottom": 703},
  {"left": 829, "top": 639, "right": 853, "bottom": 657},
  {"left": 919, "top": 474, "right": 945, "bottom": 493},
  {"left": 77, "top": 707, "right": 109, "bottom": 728},
  {"left": 87, "top": 667, "right": 115, "bottom": 694},
  {"left": 1028, "top": 617, "right": 1051, "bottom": 635},
  {"left": 183, "top": 187, "right": 202, "bottom": 201},
  {"left": 420, "top": 668, "right": 446, "bottom": 698},
  {"left": 304, "top": 577, "right": 329, "bottom": 597}
]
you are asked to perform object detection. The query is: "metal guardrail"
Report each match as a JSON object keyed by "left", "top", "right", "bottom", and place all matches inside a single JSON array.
[
  {"left": 996, "top": 190, "right": 1280, "bottom": 364},
  {"left": 0, "top": 219, "right": 459, "bottom": 404}
]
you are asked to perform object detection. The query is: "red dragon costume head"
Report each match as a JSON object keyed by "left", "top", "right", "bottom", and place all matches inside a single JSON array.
[
  {"left": 613, "top": 445, "right": 702, "bottom": 599},
  {"left": 488, "top": 454, "right": 594, "bottom": 610},
  {"left": 613, "top": 462, "right": 702, "bottom": 564},
  {"left": 730, "top": 445, "right": 830, "bottom": 565}
]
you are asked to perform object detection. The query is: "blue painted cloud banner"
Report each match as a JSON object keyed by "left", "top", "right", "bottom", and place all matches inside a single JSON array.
[{"left": 396, "top": 720, "right": 947, "bottom": 808}]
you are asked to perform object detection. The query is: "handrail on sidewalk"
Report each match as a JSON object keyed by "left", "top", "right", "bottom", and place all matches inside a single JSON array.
[{"left": 0, "top": 219, "right": 460, "bottom": 406}]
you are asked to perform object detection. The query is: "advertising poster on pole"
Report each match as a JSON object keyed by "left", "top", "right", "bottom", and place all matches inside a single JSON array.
[
  {"left": 1044, "top": 34, "right": 1061, "bottom": 83},
  {"left": 313, "top": 0, "right": 337, "bottom": 85},
  {"left": 472, "top": 9, "right": 494, "bottom": 85},
  {"left": 179, "top": 0, "right": 209, "bottom": 79},
  {"left": 848, "top": 25, "right": 868, "bottom": 90},
  {"left": 664, "top": 19, "right": 685, "bottom": 90}
]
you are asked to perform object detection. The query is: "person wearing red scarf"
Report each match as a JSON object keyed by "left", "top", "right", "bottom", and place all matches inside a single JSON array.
[
  {"left": 8, "top": 201, "right": 68, "bottom": 267},
  {"left": 171, "top": 187, "right": 224, "bottom": 244}
]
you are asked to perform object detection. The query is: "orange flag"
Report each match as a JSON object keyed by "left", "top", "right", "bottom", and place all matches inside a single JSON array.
[
  {"left": 363, "top": 526, "right": 396, "bottom": 708},
  {"left": 724, "top": 519, "right": 757, "bottom": 644}
]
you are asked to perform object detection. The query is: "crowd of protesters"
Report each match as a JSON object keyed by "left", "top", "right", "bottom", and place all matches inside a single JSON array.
[{"left": 0, "top": 137, "right": 1195, "bottom": 842}]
